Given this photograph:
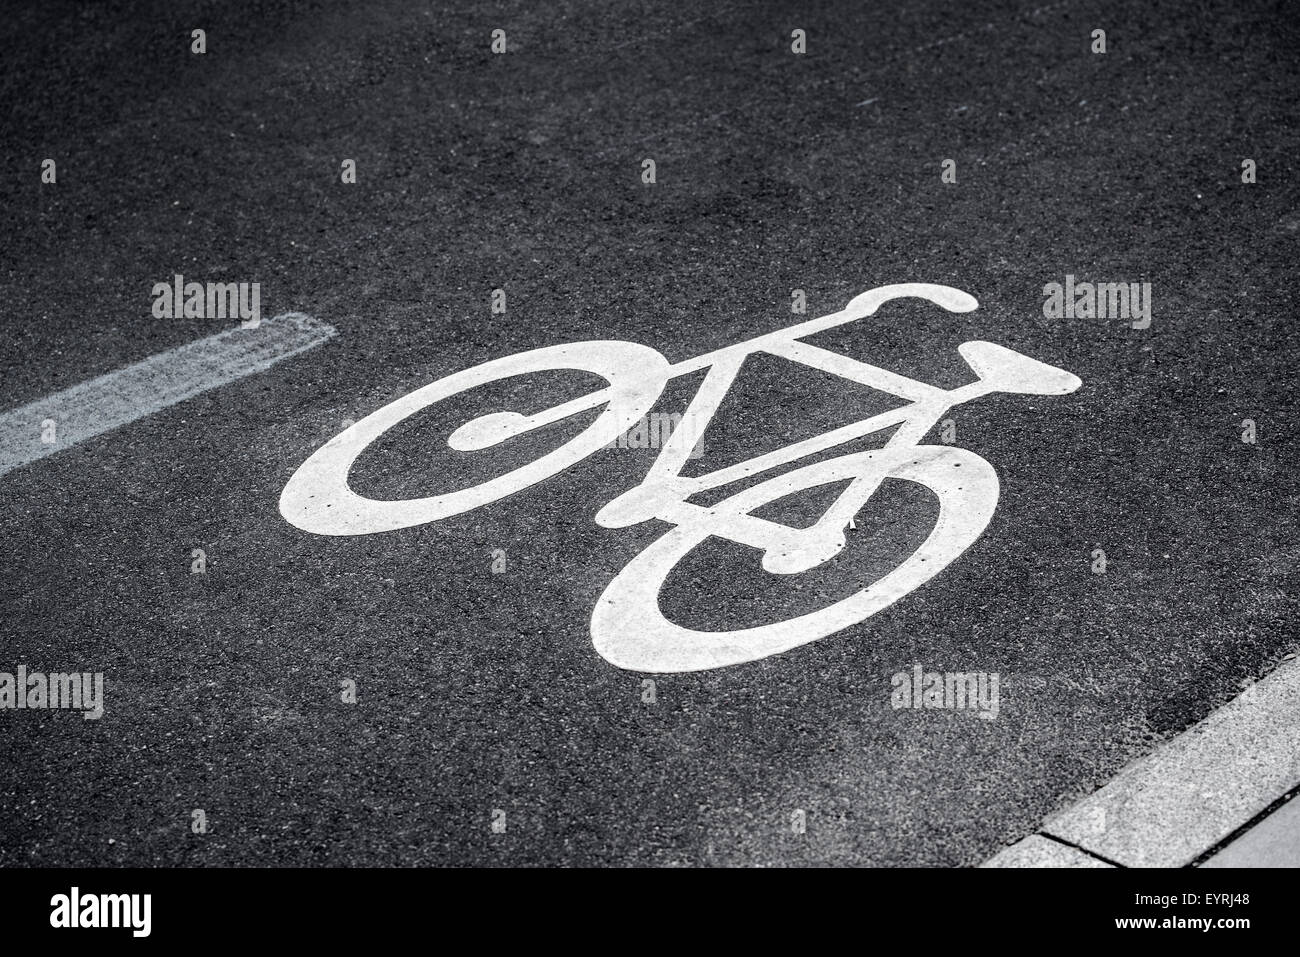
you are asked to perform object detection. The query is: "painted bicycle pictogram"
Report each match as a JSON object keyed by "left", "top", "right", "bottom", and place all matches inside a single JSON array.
[{"left": 280, "top": 283, "right": 1082, "bottom": 672}]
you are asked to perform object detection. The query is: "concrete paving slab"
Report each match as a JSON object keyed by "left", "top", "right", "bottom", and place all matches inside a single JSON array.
[
  {"left": 1200, "top": 794, "right": 1300, "bottom": 868},
  {"left": 1044, "top": 658, "right": 1300, "bottom": 868},
  {"left": 981, "top": 835, "right": 1114, "bottom": 868}
]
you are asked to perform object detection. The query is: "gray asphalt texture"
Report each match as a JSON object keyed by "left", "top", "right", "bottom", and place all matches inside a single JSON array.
[{"left": 1, "top": 0, "right": 1297, "bottom": 866}]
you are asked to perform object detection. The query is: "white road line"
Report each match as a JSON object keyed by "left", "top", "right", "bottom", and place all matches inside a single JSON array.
[
  {"left": 983, "top": 656, "right": 1300, "bottom": 867},
  {"left": 0, "top": 312, "right": 335, "bottom": 479}
]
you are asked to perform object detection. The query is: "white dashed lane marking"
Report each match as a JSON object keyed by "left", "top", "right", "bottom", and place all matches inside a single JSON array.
[{"left": 0, "top": 312, "right": 335, "bottom": 479}]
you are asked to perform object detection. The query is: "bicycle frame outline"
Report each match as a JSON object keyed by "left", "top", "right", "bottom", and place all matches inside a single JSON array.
[{"left": 586, "top": 291, "right": 997, "bottom": 573}]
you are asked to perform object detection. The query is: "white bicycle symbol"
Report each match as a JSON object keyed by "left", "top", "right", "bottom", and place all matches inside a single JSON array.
[{"left": 280, "top": 283, "right": 1082, "bottom": 672}]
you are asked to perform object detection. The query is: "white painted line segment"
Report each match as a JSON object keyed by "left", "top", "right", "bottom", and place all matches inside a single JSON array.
[
  {"left": 985, "top": 656, "right": 1300, "bottom": 867},
  {"left": 0, "top": 312, "right": 335, "bottom": 479}
]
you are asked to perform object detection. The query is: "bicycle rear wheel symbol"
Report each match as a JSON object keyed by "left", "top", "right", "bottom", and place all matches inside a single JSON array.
[{"left": 280, "top": 283, "right": 1082, "bottom": 672}]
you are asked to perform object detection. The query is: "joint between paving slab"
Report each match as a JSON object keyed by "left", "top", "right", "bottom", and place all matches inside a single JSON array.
[
  {"left": 985, "top": 655, "right": 1300, "bottom": 868},
  {"left": 1037, "top": 831, "right": 1126, "bottom": 868},
  {"left": 1187, "top": 784, "right": 1300, "bottom": 868}
]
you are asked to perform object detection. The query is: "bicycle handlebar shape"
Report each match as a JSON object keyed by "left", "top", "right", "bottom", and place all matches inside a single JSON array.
[{"left": 279, "top": 283, "right": 1082, "bottom": 672}]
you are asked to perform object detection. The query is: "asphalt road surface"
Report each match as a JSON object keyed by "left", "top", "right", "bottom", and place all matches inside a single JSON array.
[{"left": 1, "top": 0, "right": 1296, "bottom": 866}]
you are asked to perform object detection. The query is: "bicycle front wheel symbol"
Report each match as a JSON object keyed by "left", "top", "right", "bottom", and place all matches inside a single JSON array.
[{"left": 591, "top": 444, "right": 999, "bottom": 672}]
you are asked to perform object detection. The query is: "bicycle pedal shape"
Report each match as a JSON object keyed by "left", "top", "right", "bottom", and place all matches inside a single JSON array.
[{"left": 280, "top": 283, "right": 1082, "bottom": 672}]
